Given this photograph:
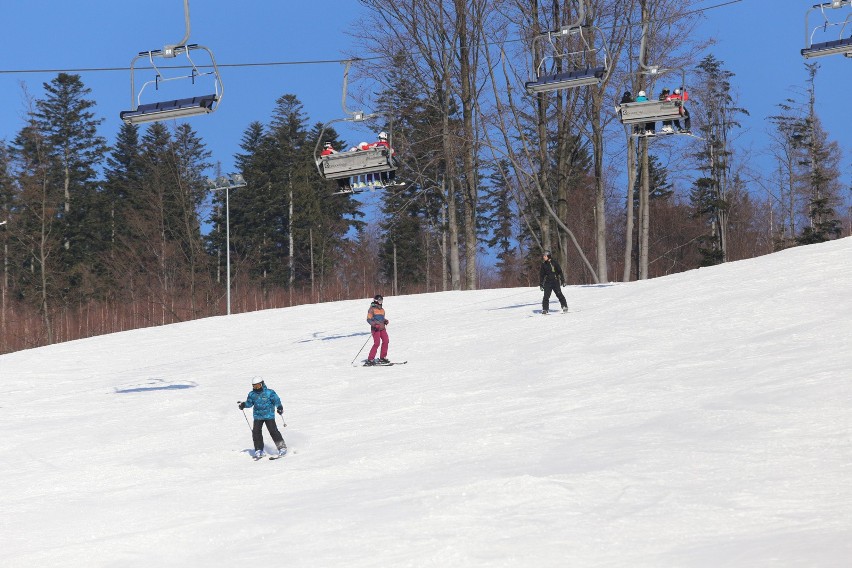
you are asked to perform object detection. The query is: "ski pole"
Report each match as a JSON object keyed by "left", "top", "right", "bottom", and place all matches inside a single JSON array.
[
  {"left": 350, "top": 334, "right": 372, "bottom": 366},
  {"left": 239, "top": 405, "right": 252, "bottom": 432}
]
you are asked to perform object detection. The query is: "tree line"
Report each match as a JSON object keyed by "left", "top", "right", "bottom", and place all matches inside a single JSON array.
[{"left": 1, "top": 0, "right": 849, "bottom": 353}]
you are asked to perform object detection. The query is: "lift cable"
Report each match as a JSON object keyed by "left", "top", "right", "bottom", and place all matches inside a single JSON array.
[{"left": 0, "top": 0, "right": 744, "bottom": 76}]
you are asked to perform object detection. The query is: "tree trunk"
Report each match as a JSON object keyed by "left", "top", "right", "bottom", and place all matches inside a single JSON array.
[
  {"left": 455, "top": 0, "right": 479, "bottom": 290},
  {"left": 639, "top": 137, "right": 650, "bottom": 280},
  {"left": 623, "top": 133, "right": 636, "bottom": 281}
]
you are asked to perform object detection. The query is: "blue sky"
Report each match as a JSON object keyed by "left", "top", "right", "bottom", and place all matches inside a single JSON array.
[{"left": 0, "top": 1, "right": 849, "bottom": 198}]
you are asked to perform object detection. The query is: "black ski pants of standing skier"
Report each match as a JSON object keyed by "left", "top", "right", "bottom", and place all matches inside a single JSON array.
[
  {"left": 252, "top": 419, "right": 285, "bottom": 452},
  {"left": 542, "top": 280, "right": 567, "bottom": 312}
]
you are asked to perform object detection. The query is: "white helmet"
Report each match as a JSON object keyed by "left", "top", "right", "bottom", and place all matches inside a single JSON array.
[
  {"left": 674, "top": 88, "right": 681, "bottom": 95},
  {"left": 638, "top": 90, "right": 646, "bottom": 97},
  {"left": 378, "top": 131, "right": 388, "bottom": 140}
]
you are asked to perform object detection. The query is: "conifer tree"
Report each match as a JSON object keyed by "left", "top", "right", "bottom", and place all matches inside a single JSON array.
[
  {"left": 480, "top": 161, "right": 517, "bottom": 283},
  {"left": 33, "top": 73, "right": 108, "bottom": 300},
  {"left": 103, "top": 123, "right": 146, "bottom": 288},
  {"left": 689, "top": 55, "right": 747, "bottom": 265}
]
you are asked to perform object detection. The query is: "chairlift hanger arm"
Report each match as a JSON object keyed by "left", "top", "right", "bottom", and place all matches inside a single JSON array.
[
  {"left": 341, "top": 59, "right": 372, "bottom": 120},
  {"left": 163, "top": 0, "right": 192, "bottom": 57}
]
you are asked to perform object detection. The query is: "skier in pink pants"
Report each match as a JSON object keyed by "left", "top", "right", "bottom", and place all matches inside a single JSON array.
[{"left": 365, "top": 294, "right": 390, "bottom": 366}]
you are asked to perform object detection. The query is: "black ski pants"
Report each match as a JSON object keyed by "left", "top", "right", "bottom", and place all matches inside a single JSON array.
[
  {"left": 252, "top": 419, "right": 285, "bottom": 452},
  {"left": 542, "top": 280, "right": 567, "bottom": 311}
]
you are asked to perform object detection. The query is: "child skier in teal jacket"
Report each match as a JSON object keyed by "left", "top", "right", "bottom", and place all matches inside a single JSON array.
[{"left": 238, "top": 378, "right": 287, "bottom": 458}]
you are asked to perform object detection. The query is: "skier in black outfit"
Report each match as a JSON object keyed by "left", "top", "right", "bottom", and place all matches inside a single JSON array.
[{"left": 539, "top": 251, "right": 568, "bottom": 314}]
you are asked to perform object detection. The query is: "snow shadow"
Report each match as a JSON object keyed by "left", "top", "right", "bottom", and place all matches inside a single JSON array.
[
  {"left": 296, "top": 331, "right": 370, "bottom": 343},
  {"left": 115, "top": 379, "right": 198, "bottom": 394},
  {"left": 489, "top": 302, "right": 540, "bottom": 311}
]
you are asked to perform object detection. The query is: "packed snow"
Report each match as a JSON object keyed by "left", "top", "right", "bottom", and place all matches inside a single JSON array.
[{"left": 1, "top": 239, "right": 851, "bottom": 567}]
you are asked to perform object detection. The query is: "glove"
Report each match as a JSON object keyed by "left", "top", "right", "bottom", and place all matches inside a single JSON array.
[
  {"left": 277, "top": 406, "right": 283, "bottom": 415},
  {"left": 238, "top": 401, "right": 245, "bottom": 410},
  {"left": 539, "top": 285, "right": 544, "bottom": 291},
  {"left": 384, "top": 319, "right": 389, "bottom": 325}
]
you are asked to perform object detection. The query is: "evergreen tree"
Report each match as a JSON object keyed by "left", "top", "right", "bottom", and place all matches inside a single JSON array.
[
  {"left": 636, "top": 155, "right": 674, "bottom": 202},
  {"left": 480, "top": 161, "right": 517, "bottom": 281},
  {"left": 230, "top": 120, "right": 281, "bottom": 285},
  {"left": 795, "top": 197, "right": 842, "bottom": 244},
  {"left": 689, "top": 55, "right": 747, "bottom": 266},
  {"left": 33, "top": 73, "right": 108, "bottom": 300},
  {"left": 104, "top": 124, "right": 145, "bottom": 250}
]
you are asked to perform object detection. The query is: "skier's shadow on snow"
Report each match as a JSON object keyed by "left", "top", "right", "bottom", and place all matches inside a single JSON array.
[
  {"left": 489, "top": 302, "right": 540, "bottom": 311},
  {"left": 296, "top": 331, "right": 370, "bottom": 343},
  {"left": 115, "top": 379, "right": 197, "bottom": 393}
]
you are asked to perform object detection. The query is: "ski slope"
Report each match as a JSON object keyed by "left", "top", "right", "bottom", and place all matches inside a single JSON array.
[{"left": 1, "top": 238, "right": 850, "bottom": 568}]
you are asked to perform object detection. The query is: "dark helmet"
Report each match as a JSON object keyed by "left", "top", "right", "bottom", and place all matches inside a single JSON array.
[
  {"left": 543, "top": 251, "right": 552, "bottom": 259},
  {"left": 251, "top": 377, "right": 265, "bottom": 391},
  {"left": 373, "top": 294, "right": 383, "bottom": 303}
]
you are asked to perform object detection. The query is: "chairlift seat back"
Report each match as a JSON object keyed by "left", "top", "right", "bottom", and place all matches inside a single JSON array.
[
  {"left": 121, "top": 94, "right": 218, "bottom": 125},
  {"left": 320, "top": 147, "right": 396, "bottom": 180},
  {"left": 525, "top": 66, "right": 606, "bottom": 94},
  {"left": 618, "top": 100, "right": 682, "bottom": 125},
  {"left": 801, "top": 37, "right": 852, "bottom": 58}
]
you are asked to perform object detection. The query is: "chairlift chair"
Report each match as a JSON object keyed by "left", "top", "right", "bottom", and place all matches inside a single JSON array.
[
  {"left": 314, "top": 60, "right": 398, "bottom": 193},
  {"left": 524, "top": 2, "right": 609, "bottom": 94},
  {"left": 801, "top": 1, "right": 852, "bottom": 59},
  {"left": 120, "top": 0, "right": 223, "bottom": 124},
  {"left": 617, "top": 21, "right": 693, "bottom": 138},
  {"left": 618, "top": 99, "right": 683, "bottom": 125},
  {"left": 616, "top": 69, "right": 690, "bottom": 133}
]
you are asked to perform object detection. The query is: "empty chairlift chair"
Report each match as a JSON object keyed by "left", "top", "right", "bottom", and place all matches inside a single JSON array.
[
  {"left": 524, "top": 5, "right": 609, "bottom": 95},
  {"left": 801, "top": 1, "right": 852, "bottom": 59},
  {"left": 120, "top": 0, "right": 223, "bottom": 124}
]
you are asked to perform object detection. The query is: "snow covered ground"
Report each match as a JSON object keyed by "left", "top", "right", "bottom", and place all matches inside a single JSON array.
[{"left": 1, "top": 238, "right": 850, "bottom": 568}]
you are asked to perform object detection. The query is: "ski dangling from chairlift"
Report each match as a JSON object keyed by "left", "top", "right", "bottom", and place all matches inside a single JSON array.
[
  {"left": 313, "top": 60, "right": 401, "bottom": 195},
  {"left": 525, "top": 1, "right": 609, "bottom": 94},
  {"left": 615, "top": 21, "right": 697, "bottom": 140},
  {"left": 120, "top": 0, "right": 223, "bottom": 125},
  {"left": 801, "top": 1, "right": 852, "bottom": 59}
]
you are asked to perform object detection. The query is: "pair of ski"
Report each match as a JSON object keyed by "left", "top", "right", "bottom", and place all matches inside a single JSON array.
[
  {"left": 253, "top": 448, "right": 287, "bottom": 461},
  {"left": 363, "top": 360, "right": 407, "bottom": 367}
]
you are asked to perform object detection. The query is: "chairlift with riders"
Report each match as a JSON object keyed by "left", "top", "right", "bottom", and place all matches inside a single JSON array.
[
  {"left": 313, "top": 60, "right": 399, "bottom": 195},
  {"left": 801, "top": 1, "right": 852, "bottom": 59},
  {"left": 525, "top": 1, "right": 609, "bottom": 94},
  {"left": 120, "top": 0, "right": 223, "bottom": 125},
  {"left": 616, "top": 21, "right": 695, "bottom": 139}
]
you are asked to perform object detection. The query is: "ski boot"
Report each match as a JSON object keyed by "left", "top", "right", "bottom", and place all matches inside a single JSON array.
[
  {"left": 364, "top": 359, "right": 377, "bottom": 366},
  {"left": 378, "top": 358, "right": 390, "bottom": 365}
]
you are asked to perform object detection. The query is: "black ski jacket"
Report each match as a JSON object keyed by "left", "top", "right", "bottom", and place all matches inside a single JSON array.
[{"left": 540, "top": 259, "right": 565, "bottom": 286}]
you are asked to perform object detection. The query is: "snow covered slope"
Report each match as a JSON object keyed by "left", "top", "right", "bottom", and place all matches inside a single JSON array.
[{"left": 1, "top": 238, "right": 850, "bottom": 568}]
